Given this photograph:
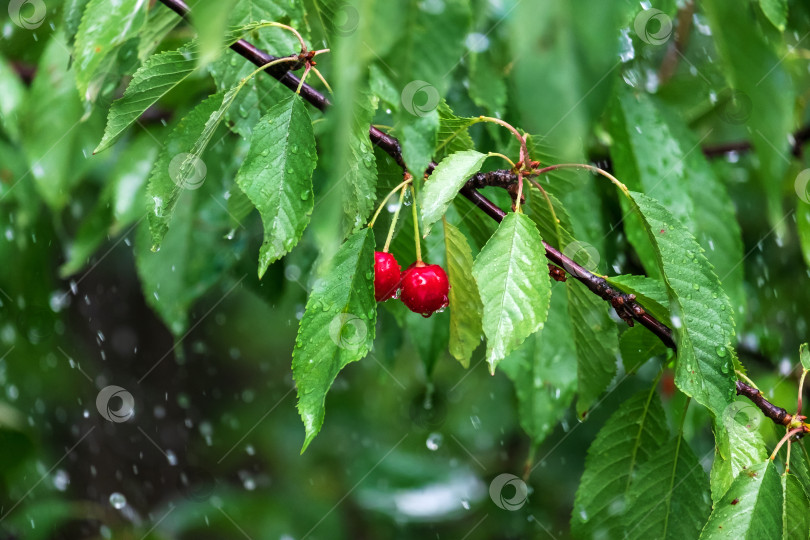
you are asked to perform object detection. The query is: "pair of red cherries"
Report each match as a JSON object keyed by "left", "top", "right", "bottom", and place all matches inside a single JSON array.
[{"left": 374, "top": 252, "right": 449, "bottom": 317}]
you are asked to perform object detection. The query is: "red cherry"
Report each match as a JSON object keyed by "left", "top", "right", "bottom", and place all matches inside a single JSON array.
[
  {"left": 374, "top": 251, "right": 402, "bottom": 302},
  {"left": 400, "top": 262, "right": 450, "bottom": 317}
]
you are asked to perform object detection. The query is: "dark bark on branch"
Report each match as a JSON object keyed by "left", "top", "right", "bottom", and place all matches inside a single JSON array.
[
  {"left": 156, "top": 0, "right": 792, "bottom": 429},
  {"left": 735, "top": 381, "right": 793, "bottom": 426}
]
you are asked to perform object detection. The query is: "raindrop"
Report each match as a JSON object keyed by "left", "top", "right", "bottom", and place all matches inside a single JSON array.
[
  {"left": 716, "top": 345, "right": 727, "bottom": 358},
  {"left": 426, "top": 432, "right": 443, "bottom": 451},
  {"left": 109, "top": 492, "right": 127, "bottom": 509},
  {"left": 53, "top": 470, "right": 69, "bottom": 491}
]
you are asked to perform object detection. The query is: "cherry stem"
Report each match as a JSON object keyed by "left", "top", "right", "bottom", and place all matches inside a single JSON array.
[
  {"left": 736, "top": 370, "right": 759, "bottom": 390},
  {"left": 310, "top": 66, "right": 333, "bottom": 93},
  {"left": 265, "top": 22, "right": 307, "bottom": 53},
  {"left": 478, "top": 116, "right": 528, "bottom": 167},
  {"left": 535, "top": 163, "right": 630, "bottom": 195},
  {"left": 383, "top": 183, "right": 408, "bottom": 253},
  {"left": 786, "top": 436, "right": 794, "bottom": 474},
  {"left": 410, "top": 185, "right": 423, "bottom": 263},
  {"left": 295, "top": 64, "right": 312, "bottom": 94},
  {"left": 798, "top": 369, "right": 808, "bottom": 415},
  {"left": 530, "top": 179, "right": 559, "bottom": 235},
  {"left": 368, "top": 176, "right": 413, "bottom": 227},
  {"left": 515, "top": 172, "right": 525, "bottom": 213},
  {"left": 487, "top": 152, "right": 516, "bottom": 169},
  {"left": 770, "top": 427, "right": 804, "bottom": 462}
]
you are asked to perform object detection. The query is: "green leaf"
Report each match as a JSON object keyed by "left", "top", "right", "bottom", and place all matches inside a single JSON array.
[
  {"left": 292, "top": 229, "right": 376, "bottom": 452},
  {"left": 391, "top": 0, "right": 471, "bottom": 174},
  {"left": 146, "top": 93, "right": 222, "bottom": 248},
  {"left": 420, "top": 150, "right": 487, "bottom": 236},
  {"left": 509, "top": 0, "right": 620, "bottom": 161},
  {"left": 61, "top": 135, "right": 159, "bottom": 277},
  {"left": 95, "top": 44, "right": 198, "bottom": 153},
  {"left": 369, "top": 64, "right": 401, "bottom": 110},
  {"left": 568, "top": 279, "right": 619, "bottom": 418},
  {"left": 800, "top": 343, "right": 810, "bottom": 371},
  {"left": 468, "top": 52, "right": 506, "bottom": 115},
  {"left": 524, "top": 181, "right": 618, "bottom": 417},
  {"left": 783, "top": 474, "right": 810, "bottom": 540},
  {"left": 571, "top": 388, "right": 670, "bottom": 539},
  {"left": 700, "top": 461, "right": 783, "bottom": 539},
  {"left": 710, "top": 400, "right": 768, "bottom": 502},
  {"left": 72, "top": 0, "right": 147, "bottom": 103},
  {"left": 620, "top": 324, "right": 669, "bottom": 374},
  {"left": 704, "top": 0, "right": 795, "bottom": 232},
  {"left": 137, "top": 3, "right": 182, "bottom": 61},
  {"left": 610, "top": 89, "right": 745, "bottom": 311},
  {"left": 0, "top": 56, "right": 26, "bottom": 141},
  {"left": 63, "top": 0, "right": 91, "bottom": 49},
  {"left": 22, "top": 35, "right": 88, "bottom": 210},
  {"left": 608, "top": 274, "right": 671, "bottom": 324},
  {"left": 473, "top": 213, "right": 552, "bottom": 373},
  {"left": 623, "top": 191, "right": 736, "bottom": 418},
  {"left": 435, "top": 101, "right": 477, "bottom": 160},
  {"left": 208, "top": 0, "right": 303, "bottom": 139},
  {"left": 443, "top": 220, "right": 483, "bottom": 367},
  {"left": 134, "top": 143, "right": 242, "bottom": 336},
  {"left": 400, "top": 112, "right": 439, "bottom": 178},
  {"left": 623, "top": 437, "right": 712, "bottom": 540},
  {"left": 500, "top": 286, "right": 577, "bottom": 446},
  {"left": 148, "top": 81, "right": 251, "bottom": 247},
  {"left": 193, "top": 0, "right": 240, "bottom": 67},
  {"left": 759, "top": 0, "right": 788, "bottom": 30},
  {"left": 235, "top": 95, "right": 316, "bottom": 278},
  {"left": 339, "top": 92, "right": 378, "bottom": 229}
]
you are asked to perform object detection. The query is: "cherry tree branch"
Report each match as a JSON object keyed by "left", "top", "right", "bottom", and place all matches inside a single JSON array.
[{"left": 155, "top": 0, "right": 792, "bottom": 428}]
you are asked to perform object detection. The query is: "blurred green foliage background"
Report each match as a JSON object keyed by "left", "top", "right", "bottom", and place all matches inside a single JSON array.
[{"left": 1, "top": 0, "right": 809, "bottom": 537}]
